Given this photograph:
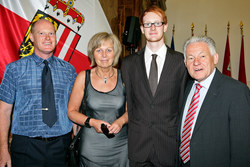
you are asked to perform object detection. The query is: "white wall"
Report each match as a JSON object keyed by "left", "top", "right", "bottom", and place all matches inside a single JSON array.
[{"left": 164, "top": 0, "right": 249, "bottom": 87}]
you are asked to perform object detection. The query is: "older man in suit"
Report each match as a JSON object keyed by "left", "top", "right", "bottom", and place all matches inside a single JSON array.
[
  {"left": 121, "top": 5, "right": 188, "bottom": 167},
  {"left": 177, "top": 36, "right": 250, "bottom": 167}
]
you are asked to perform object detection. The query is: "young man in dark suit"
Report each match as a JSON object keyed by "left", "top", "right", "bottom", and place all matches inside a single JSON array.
[
  {"left": 177, "top": 36, "right": 250, "bottom": 167},
  {"left": 121, "top": 5, "right": 188, "bottom": 167}
]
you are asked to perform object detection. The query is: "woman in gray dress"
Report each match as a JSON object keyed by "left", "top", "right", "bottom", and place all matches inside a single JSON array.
[{"left": 68, "top": 32, "right": 129, "bottom": 167}]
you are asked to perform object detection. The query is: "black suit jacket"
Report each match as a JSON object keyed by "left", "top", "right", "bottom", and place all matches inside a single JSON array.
[
  {"left": 121, "top": 46, "right": 188, "bottom": 166},
  {"left": 176, "top": 69, "right": 250, "bottom": 167}
]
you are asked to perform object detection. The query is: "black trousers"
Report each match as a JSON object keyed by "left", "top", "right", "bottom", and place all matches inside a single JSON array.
[
  {"left": 129, "top": 147, "right": 173, "bottom": 167},
  {"left": 11, "top": 133, "right": 71, "bottom": 167}
]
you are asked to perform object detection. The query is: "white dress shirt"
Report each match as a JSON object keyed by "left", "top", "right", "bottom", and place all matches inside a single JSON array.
[
  {"left": 181, "top": 68, "right": 216, "bottom": 138},
  {"left": 144, "top": 44, "right": 167, "bottom": 82}
]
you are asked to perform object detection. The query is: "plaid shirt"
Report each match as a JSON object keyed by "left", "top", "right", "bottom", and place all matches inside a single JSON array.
[{"left": 0, "top": 53, "right": 77, "bottom": 137}]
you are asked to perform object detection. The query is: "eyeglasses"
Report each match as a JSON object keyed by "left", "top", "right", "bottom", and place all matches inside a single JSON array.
[{"left": 142, "top": 22, "right": 165, "bottom": 28}]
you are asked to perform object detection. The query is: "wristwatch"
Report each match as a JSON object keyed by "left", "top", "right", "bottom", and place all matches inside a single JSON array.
[{"left": 84, "top": 117, "right": 91, "bottom": 128}]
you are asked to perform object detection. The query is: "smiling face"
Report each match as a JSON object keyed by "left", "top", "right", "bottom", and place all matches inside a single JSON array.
[
  {"left": 94, "top": 40, "right": 115, "bottom": 69},
  {"left": 185, "top": 42, "right": 218, "bottom": 82},
  {"left": 29, "top": 19, "right": 57, "bottom": 58},
  {"left": 140, "top": 12, "right": 168, "bottom": 44}
]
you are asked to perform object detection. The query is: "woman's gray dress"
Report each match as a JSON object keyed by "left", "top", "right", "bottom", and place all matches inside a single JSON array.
[{"left": 79, "top": 70, "right": 129, "bottom": 167}]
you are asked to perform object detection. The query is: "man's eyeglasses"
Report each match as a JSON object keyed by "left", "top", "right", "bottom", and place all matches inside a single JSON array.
[{"left": 142, "top": 22, "right": 165, "bottom": 28}]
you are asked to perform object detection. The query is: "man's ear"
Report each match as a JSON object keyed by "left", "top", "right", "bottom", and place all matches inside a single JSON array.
[
  {"left": 140, "top": 25, "right": 145, "bottom": 34},
  {"left": 163, "top": 23, "right": 168, "bottom": 32},
  {"left": 213, "top": 53, "right": 219, "bottom": 65},
  {"left": 29, "top": 32, "right": 34, "bottom": 42}
]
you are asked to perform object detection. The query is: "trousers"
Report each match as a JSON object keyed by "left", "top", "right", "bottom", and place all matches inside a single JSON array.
[{"left": 11, "top": 132, "right": 71, "bottom": 167}]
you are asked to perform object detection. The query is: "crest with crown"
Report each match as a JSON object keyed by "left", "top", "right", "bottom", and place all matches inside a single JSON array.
[
  {"left": 45, "top": 0, "right": 85, "bottom": 32},
  {"left": 19, "top": 0, "right": 85, "bottom": 58}
]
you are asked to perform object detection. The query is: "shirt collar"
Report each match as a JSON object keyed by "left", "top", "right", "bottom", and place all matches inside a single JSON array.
[
  {"left": 31, "top": 53, "right": 55, "bottom": 67},
  {"left": 195, "top": 68, "right": 216, "bottom": 89},
  {"left": 145, "top": 44, "right": 167, "bottom": 62}
]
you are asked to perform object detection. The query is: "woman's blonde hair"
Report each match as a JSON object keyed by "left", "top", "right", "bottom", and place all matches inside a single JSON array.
[{"left": 87, "top": 32, "right": 122, "bottom": 67}]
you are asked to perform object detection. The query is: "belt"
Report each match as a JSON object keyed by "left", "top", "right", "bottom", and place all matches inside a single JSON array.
[
  {"left": 32, "top": 132, "right": 71, "bottom": 142},
  {"left": 33, "top": 136, "right": 59, "bottom": 142}
]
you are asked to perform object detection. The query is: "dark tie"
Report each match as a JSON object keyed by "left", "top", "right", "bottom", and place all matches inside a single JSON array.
[
  {"left": 149, "top": 54, "right": 158, "bottom": 96},
  {"left": 42, "top": 60, "right": 57, "bottom": 128},
  {"left": 180, "top": 83, "right": 202, "bottom": 164}
]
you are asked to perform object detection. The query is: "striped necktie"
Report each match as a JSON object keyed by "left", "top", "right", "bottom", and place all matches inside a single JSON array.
[{"left": 180, "top": 83, "right": 202, "bottom": 163}]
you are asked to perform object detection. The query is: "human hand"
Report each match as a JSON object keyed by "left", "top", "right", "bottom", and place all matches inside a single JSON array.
[
  {"left": 0, "top": 148, "right": 11, "bottom": 167},
  {"left": 90, "top": 119, "right": 111, "bottom": 133},
  {"left": 101, "top": 124, "right": 115, "bottom": 138},
  {"left": 108, "top": 119, "right": 123, "bottom": 134}
]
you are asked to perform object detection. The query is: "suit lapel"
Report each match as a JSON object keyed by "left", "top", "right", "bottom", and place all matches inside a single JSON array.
[
  {"left": 137, "top": 46, "right": 176, "bottom": 98},
  {"left": 136, "top": 48, "right": 153, "bottom": 97},
  {"left": 192, "top": 69, "right": 223, "bottom": 136},
  {"left": 177, "top": 80, "right": 194, "bottom": 138},
  {"left": 182, "top": 80, "right": 194, "bottom": 115},
  {"left": 155, "top": 46, "right": 173, "bottom": 96}
]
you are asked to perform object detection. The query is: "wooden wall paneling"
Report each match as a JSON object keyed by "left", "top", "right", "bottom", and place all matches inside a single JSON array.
[
  {"left": 99, "top": 0, "right": 119, "bottom": 36},
  {"left": 100, "top": 0, "right": 144, "bottom": 58}
]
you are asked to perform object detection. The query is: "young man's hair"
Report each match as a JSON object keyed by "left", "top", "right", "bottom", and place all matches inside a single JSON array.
[{"left": 140, "top": 5, "right": 167, "bottom": 25}]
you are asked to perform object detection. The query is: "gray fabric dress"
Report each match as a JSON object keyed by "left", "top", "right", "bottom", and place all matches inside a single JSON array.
[{"left": 79, "top": 70, "right": 129, "bottom": 167}]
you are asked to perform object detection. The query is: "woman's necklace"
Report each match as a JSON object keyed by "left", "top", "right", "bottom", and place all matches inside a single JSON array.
[{"left": 95, "top": 68, "right": 115, "bottom": 84}]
